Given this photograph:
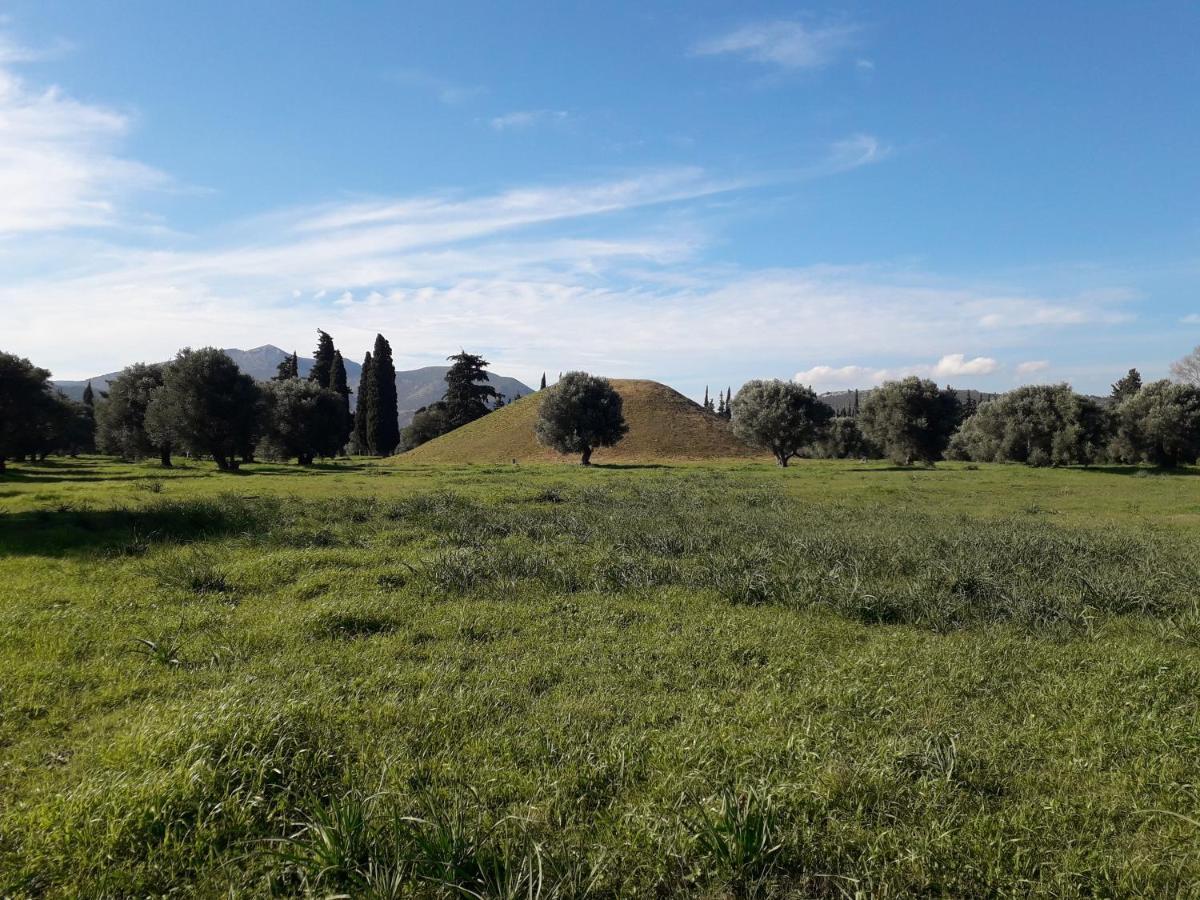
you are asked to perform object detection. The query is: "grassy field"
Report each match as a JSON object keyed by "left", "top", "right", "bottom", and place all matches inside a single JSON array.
[{"left": 2, "top": 456, "right": 1200, "bottom": 897}]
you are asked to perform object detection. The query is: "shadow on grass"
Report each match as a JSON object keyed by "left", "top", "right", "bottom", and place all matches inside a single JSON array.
[
  {"left": 1074, "top": 465, "right": 1200, "bottom": 477},
  {"left": 0, "top": 496, "right": 276, "bottom": 558},
  {"left": 0, "top": 457, "right": 381, "bottom": 483}
]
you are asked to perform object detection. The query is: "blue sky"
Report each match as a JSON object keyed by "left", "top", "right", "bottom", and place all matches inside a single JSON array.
[{"left": 1, "top": 1, "right": 1197, "bottom": 396}]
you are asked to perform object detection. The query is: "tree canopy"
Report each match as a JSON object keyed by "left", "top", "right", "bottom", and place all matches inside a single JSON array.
[
  {"left": 261, "top": 379, "right": 345, "bottom": 464},
  {"left": 859, "top": 377, "right": 962, "bottom": 465},
  {"left": 364, "top": 334, "right": 399, "bottom": 456},
  {"left": 95, "top": 363, "right": 170, "bottom": 465},
  {"left": 146, "top": 348, "right": 263, "bottom": 471},
  {"left": 443, "top": 351, "right": 499, "bottom": 429},
  {"left": 534, "top": 372, "right": 628, "bottom": 465},
  {"left": 949, "top": 384, "right": 1108, "bottom": 466},
  {"left": 730, "top": 379, "right": 833, "bottom": 467},
  {"left": 1109, "top": 379, "right": 1200, "bottom": 467}
]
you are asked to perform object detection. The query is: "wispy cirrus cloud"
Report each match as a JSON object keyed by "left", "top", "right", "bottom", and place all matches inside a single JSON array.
[
  {"left": 489, "top": 109, "right": 569, "bottom": 131},
  {"left": 0, "top": 35, "right": 167, "bottom": 235},
  {"left": 1015, "top": 360, "right": 1050, "bottom": 375},
  {"left": 692, "top": 19, "right": 858, "bottom": 69},
  {"left": 384, "top": 67, "right": 486, "bottom": 104},
  {"left": 822, "top": 133, "right": 890, "bottom": 172},
  {"left": 0, "top": 33, "right": 1139, "bottom": 393}
]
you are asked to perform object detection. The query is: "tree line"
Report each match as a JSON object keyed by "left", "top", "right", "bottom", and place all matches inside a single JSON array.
[
  {"left": 727, "top": 351, "right": 1200, "bottom": 468},
  {"left": 5, "top": 341, "right": 1200, "bottom": 472},
  {"left": 0, "top": 331, "right": 516, "bottom": 471}
]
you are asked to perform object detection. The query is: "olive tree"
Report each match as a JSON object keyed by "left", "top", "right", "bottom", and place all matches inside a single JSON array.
[
  {"left": 146, "top": 348, "right": 263, "bottom": 471},
  {"left": 1109, "top": 379, "right": 1200, "bottom": 467},
  {"left": 95, "top": 363, "right": 172, "bottom": 465},
  {"left": 260, "top": 378, "right": 345, "bottom": 464},
  {"left": 948, "top": 384, "right": 1109, "bottom": 466},
  {"left": 534, "top": 371, "right": 627, "bottom": 465},
  {"left": 858, "top": 377, "right": 962, "bottom": 465},
  {"left": 808, "top": 415, "right": 876, "bottom": 460},
  {"left": 730, "top": 379, "right": 833, "bottom": 467},
  {"left": 0, "top": 352, "right": 54, "bottom": 472}
]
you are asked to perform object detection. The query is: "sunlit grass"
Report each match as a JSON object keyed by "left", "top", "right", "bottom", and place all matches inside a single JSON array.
[{"left": 1, "top": 456, "right": 1199, "bottom": 896}]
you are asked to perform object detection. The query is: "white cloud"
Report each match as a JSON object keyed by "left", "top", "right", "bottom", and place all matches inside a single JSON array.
[
  {"left": 386, "top": 68, "right": 485, "bottom": 104},
  {"left": 978, "top": 297, "right": 1133, "bottom": 328},
  {"left": 693, "top": 20, "right": 857, "bottom": 69},
  {"left": 1181, "top": 314, "right": 1200, "bottom": 325},
  {"left": 794, "top": 364, "right": 890, "bottom": 390},
  {"left": 823, "top": 133, "right": 890, "bottom": 172},
  {"left": 489, "top": 109, "right": 568, "bottom": 131},
  {"left": 796, "top": 354, "right": 1000, "bottom": 391},
  {"left": 1015, "top": 360, "right": 1050, "bottom": 375},
  {"left": 0, "top": 37, "right": 167, "bottom": 235},
  {"left": 931, "top": 353, "right": 999, "bottom": 377}
]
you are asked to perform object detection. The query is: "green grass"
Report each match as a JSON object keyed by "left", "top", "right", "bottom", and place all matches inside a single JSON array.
[{"left": 2, "top": 456, "right": 1200, "bottom": 897}]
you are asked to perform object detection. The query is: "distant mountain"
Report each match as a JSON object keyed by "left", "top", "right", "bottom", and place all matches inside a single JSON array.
[{"left": 52, "top": 345, "right": 534, "bottom": 427}]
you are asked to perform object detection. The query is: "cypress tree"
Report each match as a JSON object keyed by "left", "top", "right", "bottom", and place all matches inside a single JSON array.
[
  {"left": 367, "top": 334, "right": 399, "bottom": 456},
  {"left": 353, "top": 351, "right": 372, "bottom": 454},
  {"left": 540, "top": 372, "right": 547, "bottom": 390},
  {"left": 330, "top": 350, "right": 351, "bottom": 450},
  {"left": 703, "top": 386, "right": 710, "bottom": 410},
  {"left": 80, "top": 381, "right": 96, "bottom": 452},
  {"left": 274, "top": 352, "right": 299, "bottom": 381},
  {"left": 309, "top": 330, "right": 336, "bottom": 388}
]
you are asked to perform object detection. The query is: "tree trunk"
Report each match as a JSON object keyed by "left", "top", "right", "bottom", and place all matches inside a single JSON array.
[
  {"left": 580, "top": 446, "right": 592, "bottom": 466},
  {"left": 160, "top": 446, "right": 173, "bottom": 468},
  {"left": 776, "top": 453, "right": 789, "bottom": 467},
  {"left": 299, "top": 453, "right": 313, "bottom": 466},
  {"left": 0, "top": 456, "right": 5, "bottom": 474},
  {"left": 214, "top": 454, "right": 230, "bottom": 471}
]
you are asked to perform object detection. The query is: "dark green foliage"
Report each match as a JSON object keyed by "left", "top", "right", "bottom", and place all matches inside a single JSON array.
[
  {"left": 948, "top": 384, "right": 1110, "bottom": 466},
  {"left": 261, "top": 379, "right": 346, "bottom": 464},
  {"left": 535, "top": 371, "right": 628, "bottom": 465},
  {"left": 540, "top": 372, "right": 547, "bottom": 390},
  {"left": 1109, "top": 379, "right": 1200, "bottom": 467},
  {"left": 95, "top": 363, "right": 171, "bottom": 465},
  {"left": 443, "top": 351, "right": 499, "bottom": 429},
  {"left": 859, "top": 376, "right": 962, "bottom": 465},
  {"left": 365, "top": 334, "right": 399, "bottom": 456},
  {"left": 0, "top": 352, "right": 55, "bottom": 471},
  {"left": 730, "top": 379, "right": 834, "bottom": 467},
  {"left": 402, "top": 403, "right": 453, "bottom": 450},
  {"left": 329, "top": 350, "right": 351, "bottom": 449},
  {"left": 307, "top": 330, "right": 336, "bottom": 389},
  {"left": 81, "top": 381, "right": 94, "bottom": 408},
  {"left": 274, "top": 351, "right": 299, "bottom": 381},
  {"left": 1111, "top": 368, "right": 1142, "bottom": 403},
  {"left": 808, "top": 416, "right": 875, "bottom": 459},
  {"left": 351, "top": 351, "right": 372, "bottom": 454},
  {"left": 146, "top": 348, "right": 263, "bottom": 471}
]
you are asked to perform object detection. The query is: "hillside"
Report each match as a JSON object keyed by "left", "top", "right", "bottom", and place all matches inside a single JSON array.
[
  {"left": 52, "top": 345, "right": 531, "bottom": 427},
  {"left": 403, "top": 378, "right": 763, "bottom": 463}
]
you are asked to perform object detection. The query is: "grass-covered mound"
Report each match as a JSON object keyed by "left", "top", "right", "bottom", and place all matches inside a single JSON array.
[
  {"left": 402, "top": 379, "right": 763, "bottom": 463},
  {"left": 2, "top": 458, "right": 1200, "bottom": 896}
]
